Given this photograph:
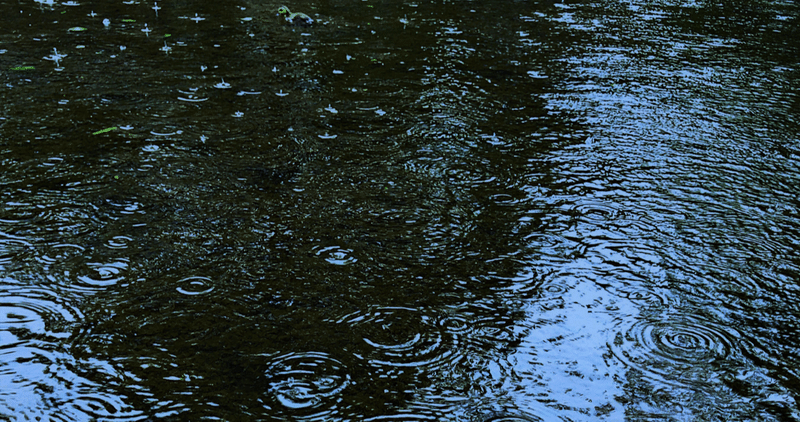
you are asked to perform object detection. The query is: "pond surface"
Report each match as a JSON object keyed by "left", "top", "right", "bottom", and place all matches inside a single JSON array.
[{"left": 2, "top": 0, "right": 799, "bottom": 420}]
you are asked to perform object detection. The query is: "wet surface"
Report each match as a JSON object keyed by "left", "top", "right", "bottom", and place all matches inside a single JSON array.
[{"left": 1, "top": 0, "right": 800, "bottom": 420}]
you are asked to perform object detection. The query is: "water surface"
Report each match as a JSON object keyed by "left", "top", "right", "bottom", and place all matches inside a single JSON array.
[{"left": 1, "top": 0, "right": 799, "bottom": 420}]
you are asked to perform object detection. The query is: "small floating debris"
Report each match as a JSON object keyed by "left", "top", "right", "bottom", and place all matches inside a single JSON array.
[
  {"left": 277, "top": 5, "right": 314, "bottom": 25},
  {"left": 318, "top": 132, "right": 337, "bottom": 139},
  {"left": 214, "top": 78, "right": 231, "bottom": 89},
  {"left": 275, "top": 89, "right": 289, "bottom": 97},
  {"left": 92, "top": 126, "right": 117, "bottom": 135},
  {"left": 68, "top": 26, "right": 87, "bottom": 32}
]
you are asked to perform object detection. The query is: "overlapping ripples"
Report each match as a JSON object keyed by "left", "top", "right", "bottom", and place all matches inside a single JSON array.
[
  {"left": 263, "top": 352, "right": 350, "bottom": 419},
  {"left": 337, "top": 306, "right": 460, "bottom": 372},
  {"left": 608, "top": 313, "right": 741, "bottom": 387},
  {"left": 0, "top": 280, "right": 139, "bottom": 420}
]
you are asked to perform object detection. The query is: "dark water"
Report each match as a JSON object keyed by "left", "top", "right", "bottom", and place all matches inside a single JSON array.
[{"left": 2, "top": 0, "right": 799, "bottom": 420}]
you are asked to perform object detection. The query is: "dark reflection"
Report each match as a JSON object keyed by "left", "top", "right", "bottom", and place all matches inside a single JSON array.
[{"left": 2, "top": 0, "right": 799, "bottom": 420}]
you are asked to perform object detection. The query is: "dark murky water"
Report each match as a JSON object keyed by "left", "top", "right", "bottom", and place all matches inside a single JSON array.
[{"left": 2, "top": 0, "right": 799, "bottom": 420}]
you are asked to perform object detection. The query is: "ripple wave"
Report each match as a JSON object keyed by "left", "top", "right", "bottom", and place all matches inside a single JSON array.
[{"left": 609, "top": 313, "right": 741, "bottom": 387}]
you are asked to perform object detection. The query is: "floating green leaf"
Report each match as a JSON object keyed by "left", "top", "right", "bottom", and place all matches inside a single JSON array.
[
  {"left": 92, "top": 126, "right": 118, "bottom": 135},
  {"left": 10, "top": 66, "right": 35, "bottom": 71},
  {"left": 122, "top": 18, "right": 136, "bottom": 22}
]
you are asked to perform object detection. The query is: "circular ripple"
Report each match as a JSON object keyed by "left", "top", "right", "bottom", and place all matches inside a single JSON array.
[
  {"left": 264, "top": 352, "right": 350, "bottom": 414},
  {"left": 609, "top": 283, "right": 671, "bottom": 307},
  {"left": 339, "top": 307, "right": 459, "bottom": 371},
  {"left": 608, "top": 315, "right": 738, "bottom": 386},
  {"left": 106, "top": 236, "right": 133, "bottom": 249},
  {"left": 0, "top": 285, "right": 83, "bottom": 339},
  {"left": 312, "top": 245, "right": 357, "bottom": 265},
  {"left": 175, "top": 276, "right": 214, "bottom": 296},
  {"left": 75, "top": 259, "right": 129, "bottom": 288}
]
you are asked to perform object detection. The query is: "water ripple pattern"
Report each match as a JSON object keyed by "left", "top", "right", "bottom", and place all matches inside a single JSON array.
[
  {"left": 609, "top": 313, "right": 742, "bottom": 387},
  {"left": 0, "top": 280, "right": 139, "bottom": 420},
  {"left": 264, "top": 351, "right": 350, "bottom": 418},
  {"left": 339, "top": 307, "right": 460, "bottom": 372}
]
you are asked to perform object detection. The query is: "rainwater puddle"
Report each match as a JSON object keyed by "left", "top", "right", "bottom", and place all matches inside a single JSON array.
[{"left": 1, "top": 0, "right": 799, "bottom": 420}]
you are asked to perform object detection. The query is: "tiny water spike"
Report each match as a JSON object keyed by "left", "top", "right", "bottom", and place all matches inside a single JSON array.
[
  {"left": 141, "top": 23, "right": 151, "bottom": 36},
  {"left": 43, "top": 47, "right": 67, "bottom": 68},
  {"left": 152, "top": 1, "right": 160, "bottom": 16}
]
